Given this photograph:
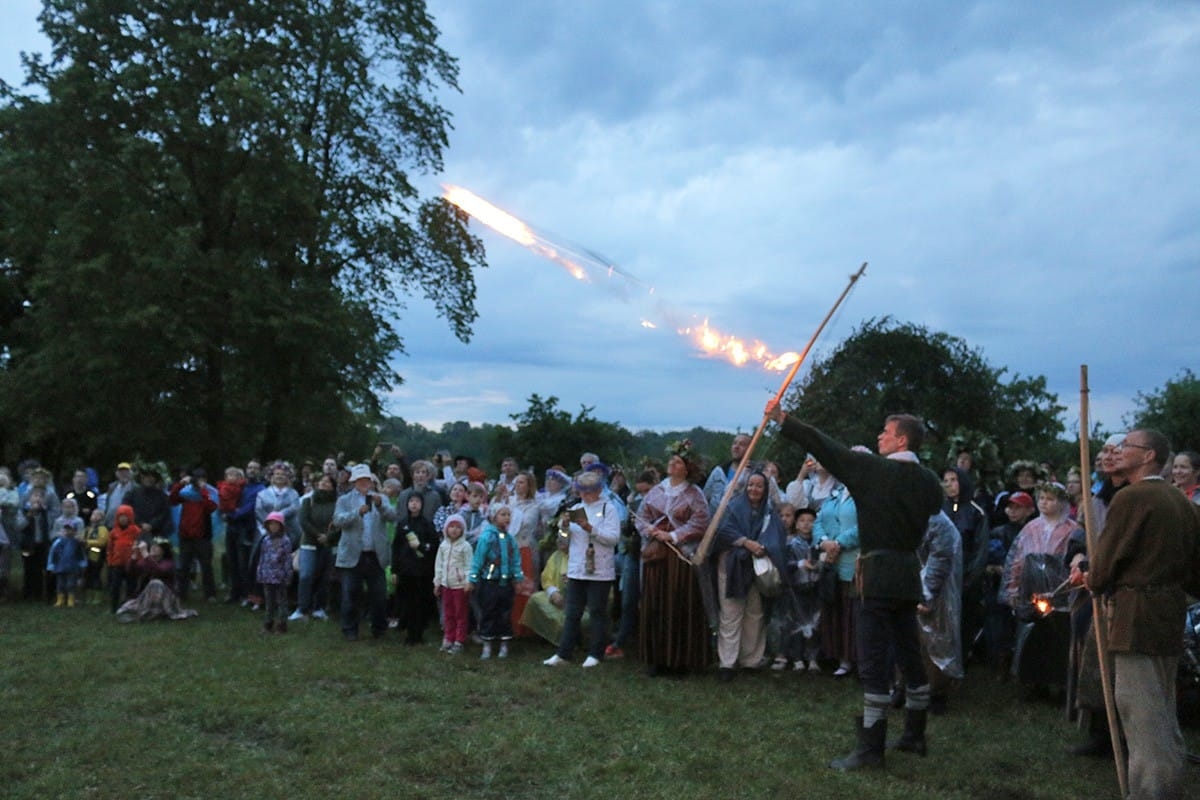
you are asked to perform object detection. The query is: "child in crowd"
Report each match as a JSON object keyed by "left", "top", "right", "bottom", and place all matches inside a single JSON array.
[
  {"left": 81, "top": 508, "right": 109, "bottom": 605},
  {"left": 781, "top": 507, "right": 823, "bottom": 671},
  {"left": 434, "top": 514, "right": 473, "bottom": 654},
  {"left": 391, "top": 493, "right": 439, "bottom": 645},
  {"left": 257, "top": 512, "right": 293, "bottom": 633},
  {"left": 467, "top": 506, "right": 523, "bottom": 659},
  {"left": 462, "top": 482, "right": 489, "bottom": 545},
  {"left": 47, "top": 519, "right": 87, "bottom": 607},
  {"left": 106, "top": 504, "right": 140, "bottom": 612}
]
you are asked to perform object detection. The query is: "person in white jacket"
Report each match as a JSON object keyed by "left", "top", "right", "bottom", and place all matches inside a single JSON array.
[
  {"left": 433, "top": 514, "right": 474, "bottom": 654},
  {"left": 542, "top": 470, "right": 621, "bottom": 669}
]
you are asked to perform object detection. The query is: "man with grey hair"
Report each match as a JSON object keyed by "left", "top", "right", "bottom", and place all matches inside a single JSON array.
[{"left": 1085, "top": 429, "right": 1200, "bottom": 800}]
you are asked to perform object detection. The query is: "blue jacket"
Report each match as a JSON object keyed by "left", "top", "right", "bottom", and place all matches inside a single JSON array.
[
  {"left": 469, "top": 523, "right": 524, "bottom": 584},
  {"left": 47, "top": 535, "right": 86, "bottom": 574}
]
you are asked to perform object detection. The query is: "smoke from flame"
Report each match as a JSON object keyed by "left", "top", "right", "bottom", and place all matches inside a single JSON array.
[{"left": 444, "top": 184, "right": 801, "bottom": 372}]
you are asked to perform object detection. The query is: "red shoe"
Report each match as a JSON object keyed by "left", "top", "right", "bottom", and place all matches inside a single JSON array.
[{"left": 604, "top": 644, "right": 624, "bottom": 659}]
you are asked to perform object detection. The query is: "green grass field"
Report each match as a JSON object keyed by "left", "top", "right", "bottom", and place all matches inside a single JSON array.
[{"left": 1, "top": 598, "right": 1192, "bottom": 800}]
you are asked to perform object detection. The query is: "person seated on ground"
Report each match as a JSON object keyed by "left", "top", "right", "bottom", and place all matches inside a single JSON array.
[
  {"left": 117, "top": 539, "right": 197, "bottom": 622},
  {"left": 520, "top": 531, "right": 574, "bottom": 647}
]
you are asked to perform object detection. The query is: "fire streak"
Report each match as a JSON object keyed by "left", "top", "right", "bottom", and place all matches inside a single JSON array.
[{"left": 444, "top": 184, "right": 801, "bottom": 372}]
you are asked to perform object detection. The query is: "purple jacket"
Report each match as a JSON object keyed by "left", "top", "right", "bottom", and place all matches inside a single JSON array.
[{"left": 256, "top": 533, "right": 293, "bottom": 586}]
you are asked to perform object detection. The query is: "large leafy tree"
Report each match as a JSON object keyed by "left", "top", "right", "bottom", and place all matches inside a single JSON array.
[
  {"left": 1127, "top": 369, "right": 1200, "bottom": 452},
  {"left": 0, "top": 0, "right": 484, "bottom": 470},
  {"left": 766, "top": 317, "right": 1065, "bottom": 479},
  {"left": 492, "top": 394, "right": 636, "bottom": 476}
]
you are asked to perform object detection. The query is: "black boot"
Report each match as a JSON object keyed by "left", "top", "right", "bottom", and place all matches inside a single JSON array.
[
  {"left": 1068, "top": 715, "right": 1111, "bottom": 758},
  {"left": 889, "top": 709, "right": 928, "bottom": 756},
  {"left": 829, "top": 716, "right": 886, "bottom": 770}
]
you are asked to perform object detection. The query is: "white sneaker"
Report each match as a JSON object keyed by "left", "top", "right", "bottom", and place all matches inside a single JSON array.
[
  {"left": 287, "top": 610, "right": 307, "bottom": 622},
  {"left": 543, "top": 654, "right": 567, "bottom": 667},
  {"left": 808, "top": 660, "right": 821, "bottom": 673},
  {"left": 581, "top": 656, "right": 601, "bottom": 669},
  {"left": 770, "top": 657, "right": 788, "bottom": 671},
  {"left": 312, "top": 609, "right": 327, "bottom": 620}
]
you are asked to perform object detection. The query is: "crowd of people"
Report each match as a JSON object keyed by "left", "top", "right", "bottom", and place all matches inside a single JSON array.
[{"left": 2, "top": 429, "right": 1198, "bottom": 794}]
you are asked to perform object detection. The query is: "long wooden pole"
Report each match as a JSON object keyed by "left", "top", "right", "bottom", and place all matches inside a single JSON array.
[
  {"left": 1078, "top": 365, "right": 1128, "bottom": 797},
  {"left": 693, "top": 262, "right": 867, "bottom": 565}
]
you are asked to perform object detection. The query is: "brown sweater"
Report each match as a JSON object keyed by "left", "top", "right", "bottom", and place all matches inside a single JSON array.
[{"left": 1089, "top": 477, "right": 1200, "bottom": 655}]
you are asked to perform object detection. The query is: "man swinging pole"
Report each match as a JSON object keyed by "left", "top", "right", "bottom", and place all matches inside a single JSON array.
[{"left": 765, "top": 400, "right": 942, "bottom": 770}]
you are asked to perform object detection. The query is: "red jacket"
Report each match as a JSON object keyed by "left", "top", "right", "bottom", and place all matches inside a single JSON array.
[
  {"left": 107, "top": 505, "right": 140, "bottom": 567},
  {"left": 169, "top": 481, "right": 218, "bottom": 540}
]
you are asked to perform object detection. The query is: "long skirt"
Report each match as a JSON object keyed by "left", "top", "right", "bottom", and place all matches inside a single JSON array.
[
  {"left": 639, "top": 554, "right": 711, "bottom": 671},
  {"left": 820, "top": 579, "right": 858, "bottom": 665}
]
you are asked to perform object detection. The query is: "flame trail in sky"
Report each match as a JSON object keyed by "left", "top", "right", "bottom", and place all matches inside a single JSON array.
[{"left": 443, "top": 184, "right": 800, "bottom": 372}]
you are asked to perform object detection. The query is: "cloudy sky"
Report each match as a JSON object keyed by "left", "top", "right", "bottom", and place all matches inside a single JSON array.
[{"left": 3, "top": 2, "right": 1197, "bottom": 440}]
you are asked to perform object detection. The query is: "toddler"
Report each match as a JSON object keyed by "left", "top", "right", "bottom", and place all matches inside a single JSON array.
[
  {"left": 434, "top": 514, "right": 473, "bottom": 654},
  {"left": 47, "top": 519, "right": 87, "bottom": 607},
  {"left": 257, "top": 512, "right": 294, "bottom": 633}
]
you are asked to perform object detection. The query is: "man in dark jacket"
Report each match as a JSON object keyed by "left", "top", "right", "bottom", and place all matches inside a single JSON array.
[
  {"left": 767, "top": 400, "right": 943, "bottom": 770},
  {"left": 123, "top": 464, "right": 171, "bottom": 542},
  {"left": 1085, "top": 429, "right": 1200, "bottom": 800}
]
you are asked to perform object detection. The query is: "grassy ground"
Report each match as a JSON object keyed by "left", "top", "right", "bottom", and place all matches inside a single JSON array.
[{"left": 1, "top": 598, "right": 1195, "bottom": 800}]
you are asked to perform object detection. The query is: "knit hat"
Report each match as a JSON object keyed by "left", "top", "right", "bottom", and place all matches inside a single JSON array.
[{"left": 443, "top": 513, "right": 466, "bottom": 534}]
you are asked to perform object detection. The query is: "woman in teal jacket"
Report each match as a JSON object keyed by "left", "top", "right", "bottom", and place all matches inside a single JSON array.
[{"left": 813, "top": 474, "right": 860, "bottom": 676}]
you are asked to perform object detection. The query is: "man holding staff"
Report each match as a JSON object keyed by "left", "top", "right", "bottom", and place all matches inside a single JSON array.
[
  {"left": 1084, "top": 429, "right": 1200, "bottom": 800},
  {"left": 765, "top": 400, "right": 942, "bottom": 770}
]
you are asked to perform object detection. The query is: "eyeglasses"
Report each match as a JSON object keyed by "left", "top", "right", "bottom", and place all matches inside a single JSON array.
[{"left": 1116, "top": 441, "right": 1151, "bottom": 451}]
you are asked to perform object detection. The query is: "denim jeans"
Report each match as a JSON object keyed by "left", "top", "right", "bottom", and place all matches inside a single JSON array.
[
  {"left": 614, "top": 553, "right": 640, "bottom": 648},
  {"left": 557, "top": 578, "right": 612, "bottom": 660},
  {"left": 296, "top": 546, "right": 331, "bottom": 614}
]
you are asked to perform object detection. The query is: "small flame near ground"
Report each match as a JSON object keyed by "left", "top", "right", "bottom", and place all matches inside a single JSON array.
[{"left": 444, "top": 184, "right": 801, "bottom": 372}]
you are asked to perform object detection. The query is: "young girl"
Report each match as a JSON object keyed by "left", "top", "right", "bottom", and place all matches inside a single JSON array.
[
  {"left": 257, "top": 512, "right": 293, "bottom": 633},
  {"left": 47, "top": 520, "right": 87, "bottom": 607},
  {"left": 434, "top": 514, "right": 473, "bottom": 654},
  {"left": 106, "top": 504, "right": 141, "bottom": 612},
  {"left": 467, "top": 506, "right": 523, "bottom": 659},
  {"left": 81, "top": 508, "right": 109, "bottom": 605},
  {"left": 390, "top": 493, "right": 439, "bottom": 644}
]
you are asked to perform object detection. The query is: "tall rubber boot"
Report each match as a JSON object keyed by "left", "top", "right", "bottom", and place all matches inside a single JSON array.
[
  {"left": 54, "top": 593, "right": 66, "bottom": 607},
  {"left": 67, "top": 594, "right": 76, "bottom": 608},
  {"left": 829, "top": 716, "right": 886, "bottom": 770},
  {"left": 889, "top": 709, "right": 927, "bottom": 756}
]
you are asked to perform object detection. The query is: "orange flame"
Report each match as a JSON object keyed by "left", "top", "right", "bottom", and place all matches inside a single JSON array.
[
  {"left": 444, "top": 185, "right": 589, "bottom": 282},
  {"left": 444, "top": 184, "right": 801, "bottom": 372},
  {"left": 682, "top": 320, "right": 801, "bottom": 372}
]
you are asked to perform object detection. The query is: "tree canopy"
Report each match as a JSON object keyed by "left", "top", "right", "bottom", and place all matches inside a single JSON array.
[
  {"left": 766, "top": 317, "right": 1066, "bottom": 485},
  {"left": 0, "top": 0, "right": 484, "bottom": 470},
  {"left": 1128, "top": 369, "right": 1200, "bottom": 453}
]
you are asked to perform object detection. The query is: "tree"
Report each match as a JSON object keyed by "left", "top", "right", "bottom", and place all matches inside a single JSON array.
[
  {"left": 0, "top": 0, "right": 484, "bottom": 470},
  {"left": 492, "top": 394, "right": 635, "bottom": 475},
  {"left": 1127, "top": 369, "right": 1200, "bottom": 452},
  {"left": 766, "top": 318, "right": 1065, "bottom": 479}
]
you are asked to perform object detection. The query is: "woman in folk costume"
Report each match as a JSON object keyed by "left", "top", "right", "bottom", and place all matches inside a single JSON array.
[{"left": 635, "top": 440, "right": 711, "bottom": 676}]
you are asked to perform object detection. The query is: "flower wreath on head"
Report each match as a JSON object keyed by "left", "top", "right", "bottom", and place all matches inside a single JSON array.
[{"left": 667, "top": 438, "right": 696, "bottom": 464}]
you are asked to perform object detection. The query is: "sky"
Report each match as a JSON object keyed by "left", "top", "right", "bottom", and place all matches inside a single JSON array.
[{"left": 2, "top": 1, "right": 1197, "bottom": 441}]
